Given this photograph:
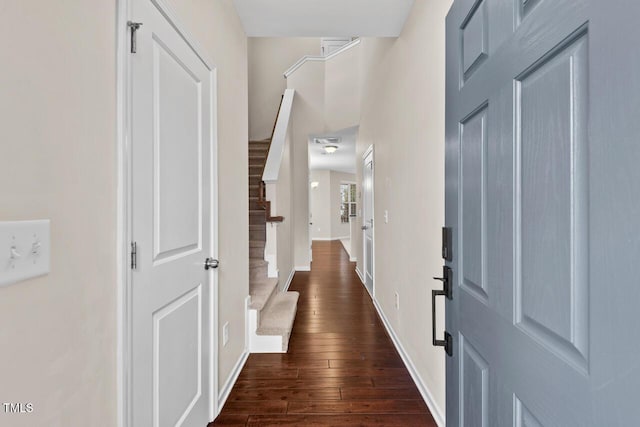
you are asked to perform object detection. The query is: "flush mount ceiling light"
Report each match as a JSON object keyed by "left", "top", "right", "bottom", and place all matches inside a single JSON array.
[
  {"left": 314, "top": 137, "right": 341, "bottom": 145},
  {"left": 310, "top": 181, "right": 319, "bottom": 189},
  {"left": 323, "top": 145, "right": 339, "bottom": 154}
]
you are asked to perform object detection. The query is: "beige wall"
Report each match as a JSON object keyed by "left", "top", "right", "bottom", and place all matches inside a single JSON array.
[
  {"left": 353, "top": 0, "right": 452, "bottom": 421},
  {"left": 324, "top": 45, "right": 362, "bottom": 131},
  {"left": 248, "top": 38, "right": 320, "bottom": 140},
  {"left": 0, "top": 2, "right": 118, "bottom": 425},
  {"left": 0, "top": 0, "right": 248, "bottom": 425}
]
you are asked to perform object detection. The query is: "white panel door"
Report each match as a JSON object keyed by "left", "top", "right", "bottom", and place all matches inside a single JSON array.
[
  {"left": 130, "top": 0, "right": 217, "bottom": 426},
  {"left": 362, "top": 149, "right": 374, "bottom": 296},
  {"left": 444, "top": 0, "right": 640, "bottom": 425}
]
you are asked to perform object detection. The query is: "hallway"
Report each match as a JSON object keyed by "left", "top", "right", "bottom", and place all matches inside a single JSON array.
[{"left": 211, "top": 241, "right": 437, "bottom": 426}]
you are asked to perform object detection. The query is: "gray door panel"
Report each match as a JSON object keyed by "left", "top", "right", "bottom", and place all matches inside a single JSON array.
[{"left": 445, "top": 0, "right": 640, "bottom": 425}]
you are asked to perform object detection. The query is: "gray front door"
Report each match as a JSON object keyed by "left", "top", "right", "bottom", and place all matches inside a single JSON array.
[{"left": 445, "top": 0, "right": 640, "bottom": 425}]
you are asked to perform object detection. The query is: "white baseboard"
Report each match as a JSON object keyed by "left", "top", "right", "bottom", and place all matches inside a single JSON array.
[
  {"left": 350, "top": 256, "right": 357, "bottom": 262},
  {"left": 355, "top": 266, "right": 365, "bottom": 284},
  {"left": 311, "top": 236, "right": 347, "bottom": 241},
  {"left": 217, "top": 349, "right": 249, "bottom": 413},
  {"left": 295, "top": 265, "right": 311, "bottom": 272},
  {"left": 372, "top": 298, "right": 445, "bottom": 427},
  {"left": 283, "top": 269, "right": 295, "bottom": 291}
]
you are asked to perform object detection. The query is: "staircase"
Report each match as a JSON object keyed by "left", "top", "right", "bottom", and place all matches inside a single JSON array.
[{"left": 248, "top": 139, "right": 299, "bottom": 352}]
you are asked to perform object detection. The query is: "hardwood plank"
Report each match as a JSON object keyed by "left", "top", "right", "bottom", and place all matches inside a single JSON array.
[
  {"left": 208, "top": 414, "right": 248, "bottom": 426},
  {"left": 237, "top": 367, "right": 298, "bottom": 380},
  {"left": 228, "top": 388, "right": 341, "bottom": 401},
  {"left": 329, "top": 358, "right": 406, "bottom": 369},
  {"left": 246, "top": 414, "right": 437, "bottom": 426},
  {"left": 340, "top": 387, "right": 423, "bottom": 400},
  {"left": 372, "top": 376, "right": 419, "bottom": 388},
  {"left": 233, "top": 377, "right": 374, "bottom": 390},
  {"left": 298, "top": 367, "right": 411, "bottom": 379},
  {"left": 220, "top": 401, "right": 288, "bottom": 415},
  {"left": 287, "top": 399, "right": 429, "bottom": 414}
]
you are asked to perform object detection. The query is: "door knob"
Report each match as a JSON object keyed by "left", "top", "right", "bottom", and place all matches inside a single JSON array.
[
  {"left": 204, "top": 258, "right": 219, "bottom": 270},
  {"left": 361, "top": 225, "right": 369, "bottom": 230}
]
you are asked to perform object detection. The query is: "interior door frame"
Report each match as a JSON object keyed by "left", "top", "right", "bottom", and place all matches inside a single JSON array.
[
  {"left": 361, "top": 145, "right": 375, "bottom": 298},
  {"left": 116, "top": 1, "right": 220, "bottom": 425}
]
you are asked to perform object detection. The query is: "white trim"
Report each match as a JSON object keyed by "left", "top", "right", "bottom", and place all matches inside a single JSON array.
[
  {"left": 264, "top": 253, "right": 278, "bottom": 279},
  {"left": 295, "top": 265, "right": 311, "bottom": 272},
  {"left": 372, "top": 298, "right": 445, "bottom": 427},
  {"left": 217, "top": 350, "right": 249, "bottom": 411},
  {"left": 117, "top": 0, "right": 219, "bottom": 424},
  {"left": 284, "top": 38, "right": 361, "bottom": 78},
  {"left": 116, "top": 1, "right": 132, "bottom": 425},
  {"left": 149, "top": 0, "right": 217, "bottom": 69},
  {"left": 355, "top": 266, "right": 365, "bottom": 284},
  {"left": 283, "top": 269, "right": 296, "bottom": 292},
  {"left": 263, "top": 89, "right": 295, "bottom": 183}
]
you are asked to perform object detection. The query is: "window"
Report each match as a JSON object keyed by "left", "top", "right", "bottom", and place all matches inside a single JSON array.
[{"left": 340, "top": 183, "right": 357, "bottom": 223}]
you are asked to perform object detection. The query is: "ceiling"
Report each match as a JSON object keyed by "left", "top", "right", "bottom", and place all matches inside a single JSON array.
[
  {"left": 309, "top": 126, "right": 358, "bottom": 175},
  {"left": 233, "top": 0, "right": 415, "bottom": 37}
]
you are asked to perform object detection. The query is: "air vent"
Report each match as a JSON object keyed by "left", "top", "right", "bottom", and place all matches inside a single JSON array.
[{"left": 313, "top": 137, "right": 341, "bottom": 145}]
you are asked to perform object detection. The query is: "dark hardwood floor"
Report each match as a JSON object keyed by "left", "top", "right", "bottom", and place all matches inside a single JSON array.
[{"left": 210, "top": 240, "right": 437, "bottom": 426}]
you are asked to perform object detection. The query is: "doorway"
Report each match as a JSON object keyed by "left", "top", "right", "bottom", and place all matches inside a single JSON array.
[{"left": 362, "top": 146, "right": 374, "bottom": 297}]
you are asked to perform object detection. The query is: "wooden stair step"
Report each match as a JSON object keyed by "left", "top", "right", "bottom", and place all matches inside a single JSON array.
[{"left": 249, "top": 240, "right": 266, "bottom": 247}]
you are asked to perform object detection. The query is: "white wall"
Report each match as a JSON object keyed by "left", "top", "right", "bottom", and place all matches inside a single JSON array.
[
  {"left": 310, "top": 170, "right": 332, "bottom": 239},
  {"left": 287, "top": 61, "right": 326, "bottom": 269},
  {"left": 248, "top": 38, "right": 320, "bottom": 140},
  {"left": 353, "top": 0, "right": 452, "bottom": 421},
  {"left": 0, "top": 1, "right": 248, "bottom": 425},
  {"left": 310, "top": 170, "right": 356, "bottom": 240},
  {"left": 324, "top": 44, "right": 362, "bottom": 131}
]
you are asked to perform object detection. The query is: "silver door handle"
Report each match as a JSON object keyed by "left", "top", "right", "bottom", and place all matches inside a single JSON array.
[
  {"left": 204, "top": 258, "right": 219, "bottom": 270},
  {"left": 361, "top": 225, "right": 368, "bottom": 230}
]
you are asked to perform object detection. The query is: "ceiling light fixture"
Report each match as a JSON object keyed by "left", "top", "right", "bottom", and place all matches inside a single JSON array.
[
  {"left": 310, "top": 181, "right": 319, "bottom": 189},
  {"left": 323, "top": 145, "right": 338, "bottom": 154}
]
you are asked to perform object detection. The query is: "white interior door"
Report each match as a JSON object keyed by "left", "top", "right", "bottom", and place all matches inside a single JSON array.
[
  {"left": 130, "top": 0, "right": 217, "bottom": 425},
  {"left": 362, "top": 149, "right": 374, "bottom": 296},
  {"left": 444, "top": 0, "right": 640, "bottom": 425}
]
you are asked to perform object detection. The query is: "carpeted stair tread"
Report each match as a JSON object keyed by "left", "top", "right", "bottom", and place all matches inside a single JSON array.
[
  {"left": 250, "top": 258, "right": 267, "bottom": 268},
  {"left": 249, "top": 278, "right": 279, "bottom": 311},
  {"left": 257, "top": 291, "right": 300, "bottom": 340}
]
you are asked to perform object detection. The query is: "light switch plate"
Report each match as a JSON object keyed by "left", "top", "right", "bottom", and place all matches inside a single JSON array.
[{"left": 0, "top": 220, "right": 50, "bottom": 287}]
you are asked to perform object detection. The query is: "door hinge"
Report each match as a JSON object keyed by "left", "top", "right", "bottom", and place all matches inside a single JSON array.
[
  {"left": 131, "top": 242, "right": 137, "bottom": 270},
  {"left": 442, "top": 227, "right": 452, "bottom": 261},
  {"left": 127, "top": 21, "right": 143, "bottom": 54}
]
